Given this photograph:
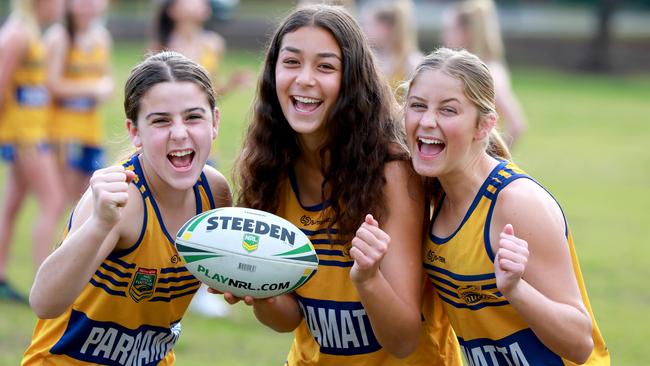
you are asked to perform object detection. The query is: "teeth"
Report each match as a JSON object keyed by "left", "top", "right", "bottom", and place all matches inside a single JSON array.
[
  {"left": 169, "top": 150, "right": 193, "bottom": 157},
  {"left": 294, "top": 96, "right": 321, "bottom": 104},
  {"left": 419, "top": 137, "right": 443, "bottom": 145}
]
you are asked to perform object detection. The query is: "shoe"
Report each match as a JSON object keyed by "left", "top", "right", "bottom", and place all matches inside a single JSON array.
[
  {"left": 189, "top": 284, "right": 231, "bottom": 318},
  {"left": 0, "top": 280, "right": 29, "bottom": 304}
]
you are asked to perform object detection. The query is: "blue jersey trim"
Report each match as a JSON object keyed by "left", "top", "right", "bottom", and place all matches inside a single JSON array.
[
  {"left": 199, "top": 171, "right": 216, "bottom": 209},
  {"left": 300, "top": 227, "right": 339, "bottom": 235},
  {"left": 310, "top": 238, "right": 346, "bottom": 245},
  {"left": 160, "top": 266, "right": 190, "bottom": 274},
  {"left": 93, "top": 270, "right": 129, "bottom": 288},
  {"left": 424, "top": 262, "right": 495, "bottom": 282},
  {"left": 288, "top": 167, "right": 330, "bottom": 212},
  {"left": 154, "top": 281, "right": 201, "bottom": 294},
  {"left": 318, "top": 259, "right": 354, "bottom": 267},
  {"left": 99, "top": 262, "right": 132, "bottom": 279},
  {"left": 430, "top": 160, "right": 507, "bottom": 244},
  {"left": 316, "top": 249, "right": 345, "bottom": 257},
  {"left": 105, "top": 256, "right": 136, "bottom": 270},
  {"left": 157, "top": 274, "right": 196, "bottom": 284},
  {"left": 149, "top": 286, "right": 199, "bottom": 302},
  {"left": 89, "top": 278, "right": 126, "bottom": 297}
]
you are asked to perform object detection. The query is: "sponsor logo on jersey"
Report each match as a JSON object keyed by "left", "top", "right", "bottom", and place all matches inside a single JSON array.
[
  {"left": 297, "top": 296, "right": 381, "bottom": 356},
  {"left": 299, "top": 214, "right": 331, "bottom": 227},
  {"left": 242, "top": 233, "right": 259, "bottom": 252},
  {"left": 129, "top": 268, "right": 157, "bottom": 302},
  {"left": 457, "top": 285, "right": 499, "bottom": 305},
  {"left": 458, "top": 328, "right": 563, "bottom": 366},
  {"left": 50, "top": 310, "right": 180, "bottom": 366}
]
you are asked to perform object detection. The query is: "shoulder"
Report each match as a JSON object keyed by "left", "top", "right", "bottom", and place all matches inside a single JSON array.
[
  {"left": 0, "top": 18, "right": 29, "bottom": 50},
  {"left": 44, "top": 23, "right": 66, "bottom": 44},
  {"left": 203, "top": 165, "right": 232, "bottom": 208},
  {"left": 93, "top": 25, "right": 113, "bottom": 49},
  {"left": 202, "top": 31, "right": 224, "bottom": 53},
  {"left": 494, "top": 177, "right": 566, "bottom": 237},
  {"left": 383, "top": 160, "right": 424, "bottom": 203}
]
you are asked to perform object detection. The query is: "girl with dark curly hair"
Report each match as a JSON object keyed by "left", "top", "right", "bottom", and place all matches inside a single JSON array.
[{"left": 228, "top": 4, "right": 461, "bottom": 366}]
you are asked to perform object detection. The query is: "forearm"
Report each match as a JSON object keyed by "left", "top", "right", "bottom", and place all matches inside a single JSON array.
[
  {"left": 506, "top": 280, "right": 593, "bottom": 363},
  {"left": 252, "top": 294, "right": 303, "bottom": 332},
  {"left": 356, "top": 272, "right": 421, "bottom": 358},
  {"left": 30, "top": 217, "right": 116, "bottom": 318}
]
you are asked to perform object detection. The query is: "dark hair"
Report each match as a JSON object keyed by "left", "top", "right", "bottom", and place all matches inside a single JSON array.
[
  {"left": 236, "top": 4, "right": 408, "bottom": 239},
  {"left": 124, "top": 51, "right": 215, "bottom": 124},
  {"left": 154, "top": 0, "right": 176, "bottom": 48}
]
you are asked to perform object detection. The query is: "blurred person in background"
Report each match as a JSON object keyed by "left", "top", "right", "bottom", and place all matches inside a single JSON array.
[
  {"left": 441, "top": 0, "right": 527, "bottom": 147},
  {"left": 0, "top": 0, "right": 65, "bottom": 303},
  {"left": 360, "top": 0, "right": 423, "bottom": 91},
  {"left": 151, "top": 0, "right": 251, "bottom": 318},
  {"left": 45, "top": 0, "right": 114, "bottom": 205}
]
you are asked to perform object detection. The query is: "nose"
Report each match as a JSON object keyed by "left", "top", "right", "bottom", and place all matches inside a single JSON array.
[
  {"left": 170, "top": 119, "right": 189, "bottom": 140},
  {"left": 295, "top": 66, "right": 315, "bottom": 87},
  {"left": 420, "top": 110, "right": 437, "bottom": 128}
]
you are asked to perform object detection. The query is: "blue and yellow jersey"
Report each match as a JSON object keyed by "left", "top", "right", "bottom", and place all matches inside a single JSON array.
[
  {"left": 423, "top": 160, "right": 610, "bottom": 365},
  {"left": 278, "top": 170, "right": 461, "bottom": 366},
  {"left": 50, "top": 40, "right": 109, "bottom": 145},
  {"left": 0, "top": 37, "right": 49, "bottom": 145},
  {"left": 22, "top": 154, "right": 217, "bottom": 365},
  {"left": 198, "top": 41, "right": 220, "bottom": 80}
]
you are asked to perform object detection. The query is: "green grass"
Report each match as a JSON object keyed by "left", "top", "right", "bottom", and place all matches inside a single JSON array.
[{"left": 1, "top": 42, "right": 649, "bottom": 364}]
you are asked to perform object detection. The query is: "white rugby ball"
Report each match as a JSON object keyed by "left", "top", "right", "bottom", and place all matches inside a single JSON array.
[{"left": 175, "top": 207, "right": 318, "bottom": 298}]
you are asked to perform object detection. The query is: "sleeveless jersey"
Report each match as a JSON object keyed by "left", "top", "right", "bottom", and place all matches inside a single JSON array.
[
  {"left": 279, "top": 170, "right": 462, "bottom": 366},
  {"left": 22, "top": 154, "right": 217, "bottom": 365},
  {"left": 0, "top": 37, "right": 49, "bottom": 145},
  {"left": 50, "top": 38, "right": 109, "bottom": 145},
  {"left": 423, "top": 160, "right": 610, "bottom": 366}
]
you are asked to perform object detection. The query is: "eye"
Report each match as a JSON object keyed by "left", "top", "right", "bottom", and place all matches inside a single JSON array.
[
  {"left": 187, "top": 114, "right": 203, "bottom": 120},
  {"left": 440, "top": 106, "right": 457, "bottom": 115},
  {"left": 281, "top": 58, "right": 300, "bottom": 66},
  {"left": 409, "top": 102, "right": 427, "bottom": 110},
  {"left": 318, "top": 63, "right": 336, "bottom": 72},
  {"left": 151, "top": 118, "right": 169, "bottom": 125}
]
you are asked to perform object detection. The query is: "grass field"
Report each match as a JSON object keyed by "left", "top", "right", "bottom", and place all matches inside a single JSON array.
[{"left": 0, "top": 41, "right": 649, "bottom": 365}]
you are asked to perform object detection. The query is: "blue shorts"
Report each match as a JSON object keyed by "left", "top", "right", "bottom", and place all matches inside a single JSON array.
[
  {"left": 66, "top": 143, "right": 104, "bottom": 174},
  {"left": 0, "top": 143, "right": 51, "bottom": 162}
]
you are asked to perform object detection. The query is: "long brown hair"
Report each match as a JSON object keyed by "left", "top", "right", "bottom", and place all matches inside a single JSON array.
[{"left": 236, "top": 4, "right": 408, "bottom": 239}]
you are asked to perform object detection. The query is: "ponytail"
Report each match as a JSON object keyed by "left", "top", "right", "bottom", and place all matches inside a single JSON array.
[{"left": 486, "top": 129, "right": 511, "bottom": 160}]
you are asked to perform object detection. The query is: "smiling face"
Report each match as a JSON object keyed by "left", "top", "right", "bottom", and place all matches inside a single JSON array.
[
  {"left": 274, "top": 26, "right": 342, "bottom": 146},
  {"left": 127, "top": 81, "right": 218, "bottom": 191},
  {"left": 405, "top": 68, "right": 485, "bottom": 178}
]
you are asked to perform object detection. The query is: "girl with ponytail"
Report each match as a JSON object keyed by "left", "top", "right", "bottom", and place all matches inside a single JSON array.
[{"left": 402, "top": 47, "right": 610, "bottom": 365}]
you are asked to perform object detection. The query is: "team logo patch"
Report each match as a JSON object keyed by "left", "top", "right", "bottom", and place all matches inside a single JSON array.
[
  {"left": 129, "top": 267, "right": 157, "bottom": 302},
  {"left": 458, "top": 285, "right": 498, "bottom": 305},
  {"left": 242, "top": 233, "right": 260, "bottom": 252}
]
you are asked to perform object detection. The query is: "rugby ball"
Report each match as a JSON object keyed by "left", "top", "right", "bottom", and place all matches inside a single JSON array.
[{"left": 175, "top": 207, "right": 318, "bottom": 298}]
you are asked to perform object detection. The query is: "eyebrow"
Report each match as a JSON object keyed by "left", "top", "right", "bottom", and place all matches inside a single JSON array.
[
  {"left": 280, "top": 46, "right": 342, "bottom": 61},
  {"left": 145, "top": 107, "right": 207, "bottom": 120}
]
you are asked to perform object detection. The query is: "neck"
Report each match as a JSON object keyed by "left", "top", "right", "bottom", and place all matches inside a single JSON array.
[
  {"left": 438, "top": 152, "right": 499, "bottom": 209},
  {"left": 139, "top": 155, "right": 194, "bottom": 208},
  {"left": 174, "top": 22, "right": 202, "bottom": 41}
]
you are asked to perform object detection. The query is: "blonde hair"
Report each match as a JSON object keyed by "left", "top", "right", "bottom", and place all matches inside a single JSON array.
[
  {"left": 451, "top": 0, "right": 504, "bottom": 61},
  {"left": 404, "top": 47, "right": 510, "bottom": 160},
  {"left": 10, "top": 0, "right": 40, "bottom": 35}
]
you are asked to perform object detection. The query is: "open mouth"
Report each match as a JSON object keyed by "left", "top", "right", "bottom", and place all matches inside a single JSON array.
[
  {"left": 417, "top": 137, "right": 445, "bottom": 157},
  {"left": 291, "top": 95, "right": 322, "bottom": 113},
  {"left": 167, "top": 149, "right": 195, "bottom": 170}
]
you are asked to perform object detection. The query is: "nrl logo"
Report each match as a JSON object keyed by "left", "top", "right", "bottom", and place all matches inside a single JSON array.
[
  {"left": 242, "top": 233, "right": 260, "bottom": 252},
  {"left": 129, "top": 267, "right": 157, "bottom": 302}
]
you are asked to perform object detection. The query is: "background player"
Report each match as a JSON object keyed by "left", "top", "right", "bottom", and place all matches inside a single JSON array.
[
  {"left": 45, "top": 0, "right": 114, "bottom": 204},
  {"left": 0, "top": 0, "right": 65, "bottom": 303},
  {"left": 441, "top": 0, "right": 527, "bottom": 147}
]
